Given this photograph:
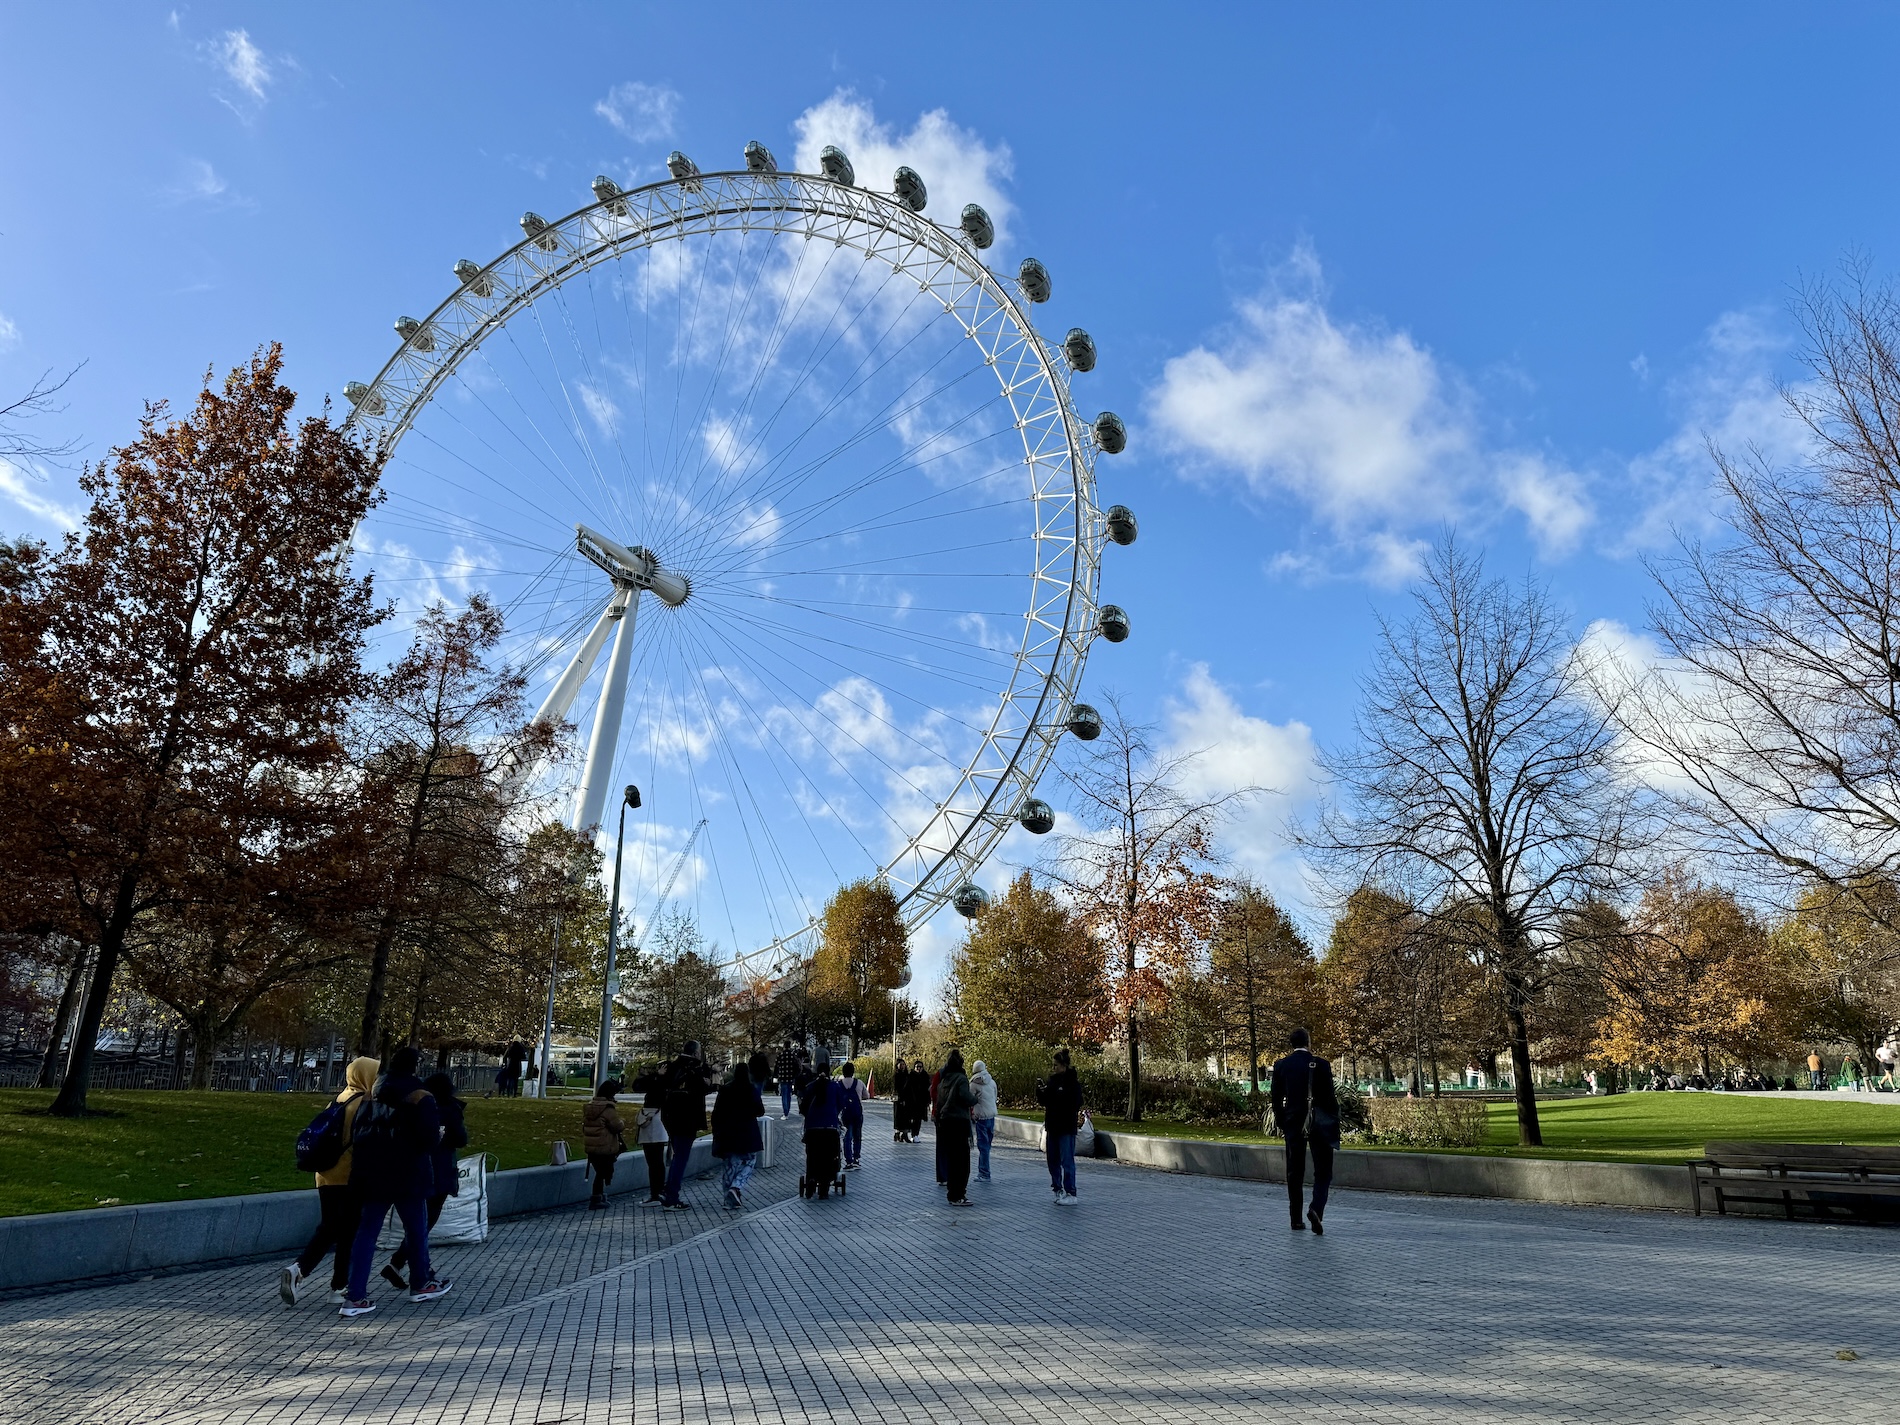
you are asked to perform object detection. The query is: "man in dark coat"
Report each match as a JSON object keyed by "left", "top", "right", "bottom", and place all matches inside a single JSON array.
[
  {"left": 650, "top": 1041, "right": 714, "bottom": 1210},
  {"left": 774, "top": 1040, "right": 801, "bottom": 1118},
  {"left": 1269, "top": 1027, "right": 1340, "bottom": 1234}
]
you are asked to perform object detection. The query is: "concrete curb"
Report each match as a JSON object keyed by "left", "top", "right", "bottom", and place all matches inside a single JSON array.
[{"left": 0, "top": 1138, "right": 721, "bottom": 1295}]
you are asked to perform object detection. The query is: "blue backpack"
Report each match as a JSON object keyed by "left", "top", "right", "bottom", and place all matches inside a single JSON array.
[{"left": 295, "top": 1098, "right": 350, "bottom": 1172}]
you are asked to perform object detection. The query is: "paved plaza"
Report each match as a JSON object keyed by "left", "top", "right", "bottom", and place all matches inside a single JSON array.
[{"left": 4, "top": 1112, "right": 1896, "bottom": 1425}]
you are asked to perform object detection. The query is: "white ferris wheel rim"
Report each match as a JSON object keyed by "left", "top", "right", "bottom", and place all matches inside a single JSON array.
[{"left": 343, "top": 162, "right": 1112, "bottom": 974}]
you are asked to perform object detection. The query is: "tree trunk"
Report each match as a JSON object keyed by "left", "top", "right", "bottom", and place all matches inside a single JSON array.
[
  {"left": 1503, "top": 995, "right": 1542, "bottom": 1146},
  {"left": 35, "top": 946, "right": 88, "bottom": 1089},
  {"left": 190, "top": 1023, "right": 217, "bottom": 1089},
  {"left": 1246, "top": 1000, "right": 1259, "bottom": 1093},
  {"left": 1124, "top": 936, "right": 1142, "bottom": 1121},
  {"left": 50, "top": 872, "right": 138, "bottom": 1116}
]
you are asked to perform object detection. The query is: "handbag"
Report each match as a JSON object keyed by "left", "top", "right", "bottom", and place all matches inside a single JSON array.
[{"left": 1303, "top": 1058, "right": 1338, "bottom": 1140}]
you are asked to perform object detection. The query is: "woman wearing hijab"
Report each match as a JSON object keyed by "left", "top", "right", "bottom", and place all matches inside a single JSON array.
[{"left": 281, "top": 1056, "right": 379, "bottom": 1304}]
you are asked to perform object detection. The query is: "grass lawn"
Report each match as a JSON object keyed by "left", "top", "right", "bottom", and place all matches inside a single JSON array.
[
  {"left": 0, "top": 1089, "right": 595, "bottom": 1218},
  {"left": 1005, "top": 1093, "right": 1900, "bottom": 1165}
]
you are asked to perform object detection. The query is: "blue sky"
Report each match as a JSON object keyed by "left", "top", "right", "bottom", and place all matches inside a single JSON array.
[{"left": 3, "top": 4, "right": 1895, "bottom": 992}]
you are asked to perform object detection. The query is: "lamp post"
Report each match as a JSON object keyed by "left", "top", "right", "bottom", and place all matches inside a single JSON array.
[{"left": 596, "top": 783, "right": 641, "bottom": 1087}]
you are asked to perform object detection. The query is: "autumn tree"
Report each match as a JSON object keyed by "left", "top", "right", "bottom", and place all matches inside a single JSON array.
[
  {"left": 1045, "top": 699, "right": 1236, "bottom": 1119},
  {"left": 1595, "top": 871, "right": 1800, "bottom": 1076},
  {"left": 1307, "top": 538, "right": 1637, "bottom": 1145},
  {"left": 1210, "top": 882, "right": 1325, "bottom": 1092},
  {"left": 1321, "top": 887, "right": 1418, "bottom": 1086},
  {"left": 622, "top": 910, "right": 728, "bottom": 1063},
  {"left": 0, "top": 348, "right": 385, "bottom": 1114},
  {"left": 350, "top": 596, "right": 557, "bottom": 1055},
  {"left": 810, "top": 878, "right": 909, "bottom": 1058},
  {"left": 1778, "top": 877, "right": 1900, "bottom": 1075},
  {"left": 946, "top": 871, "right": 1109, "bottom": 1047}
]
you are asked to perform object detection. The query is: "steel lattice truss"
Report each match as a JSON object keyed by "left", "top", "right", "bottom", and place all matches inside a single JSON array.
[{"left": 345, "top": 166, "right": 1115, "bottom": 974}]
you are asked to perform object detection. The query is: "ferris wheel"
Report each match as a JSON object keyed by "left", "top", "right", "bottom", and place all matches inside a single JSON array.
[{"left": 342, "top": 137, "right": 1138, "bottom": 973}]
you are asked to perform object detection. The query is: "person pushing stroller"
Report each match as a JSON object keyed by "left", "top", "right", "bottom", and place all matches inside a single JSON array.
[{"left": 797, "top": 1056, "right": 848, "bottom": 1199}]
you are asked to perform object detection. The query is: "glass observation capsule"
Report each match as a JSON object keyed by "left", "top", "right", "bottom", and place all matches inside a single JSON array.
[
  {"left": 452, "top": 259, "right": 493, "bottom": 297},
  {"left": 520, "top": 212, "right": 557, "bottom": 251},
  {"left": 744, "top": 141, "right": 778, "bottom": 173},
  {"left": 1105, "top": 505, "right": 1138, "bottom": 546},
  {"left": 394, "top": 316, "right": 433, "bottom": 352},
  {"left": 952, "top": 882, "right": 992, "bottom": 917},
  {"left": 1093, "top": 411, "right": 1127, "bottom": 455},
  {"left": 1066, "top": 703, "right": 1103, "bottom": 740},
  {"left": 1098, "top": 605, "right": 1130, "bottom": 643},
  {"left": 819, "top": 146, "right": 855, "bottom": 185},
  {"left": 591, "top": 176, "right": 628, "bottom": 214},
  {"left": 960, "top": 203, "right": 995, "bottom": 250},
  {"left": 893, "top": 165, "right": 927, "bottom": 211},
  {"left": 1064, "top": 327, "right": 1097, "bottom": 373},
  {"left": 1017, "top": 798, "right": 1056, "bottom": 835},
  {"left": 1018, "top": 257, "right": 1052, "bottom": 303},
  {"left": 666, "top": 151, "right": 700, "bottom": 181},
  {"left": 343, "top": 382, "right": 385, "bottom": 416}
]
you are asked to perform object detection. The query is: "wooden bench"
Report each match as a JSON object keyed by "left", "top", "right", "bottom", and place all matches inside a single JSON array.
[{"left": 1691, "top": 1141, "right": 1900, "bottom": 1219}]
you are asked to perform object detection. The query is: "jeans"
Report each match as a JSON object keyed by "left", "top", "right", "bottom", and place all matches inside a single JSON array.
[
  {"left": 975, "top": 1118, "right": 995, "bottom": 1179},
  {"left": 587, "top": 1152, "right": 617, "bottom": 1205},
  {"left": 1810, "top": 1070, "right": 1825, "bottom": 1090},
  {"left": 661, "top": 1131, "right": 695, "bottom": 1204},
  {"left": 1284, "top": 1130, "right": 1335, "bottom": 1223},
  {"left": 295, "top": 1184, "right": 360, "bottom": 1288},
  {"left": 390, "top": 1192, "right": 446, "bottom": 1268},
  {"left": 348, "top": 1196, "right": 429, "bottom": 1299},
  {"left": 780, "top": 1081, "right": 794, "bottom": 1116},
  {"left": 942, "top": 1124, "right": 972, "bottom": 1202},
  {"left": 722, "top": 1151, "right": 758, "bottom": 1197},
  {"left": 1045, "top": 1131, "right": 1076, "bottom": 1195},
  {"left": 641, "top": 1143, "right": 667, "bottom": 1198},
  {"left": 842, "top": 1121, "right": 861, "bottom": 1165}
]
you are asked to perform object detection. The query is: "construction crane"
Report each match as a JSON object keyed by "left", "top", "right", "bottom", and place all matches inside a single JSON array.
[{"left": 635, "top": 818, "right": 707, "bottom": 953}]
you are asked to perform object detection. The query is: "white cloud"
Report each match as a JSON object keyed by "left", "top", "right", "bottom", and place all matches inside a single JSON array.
[
  {"left": 576, "top": 381, "right": 619, "bottom": 437},
  {"left": 1163, "top": 663, "right": 1320, "bottom": 907},
  {"left": 0, "top": 312, "right": 18, "bottom": 351},
  {"left": 0, "top": 458, "right": 81, "bottom": 531},
  {"left": 1618, "top": 310, "right": 1806, "bottom": 553},
  {"left": 164, "top": 159, "right": 230, "bottom": 205},
  {"left": 1149, "top": 245, "right": 1594, "bottom": 575},
  {"left": 215, "top": 29, "right": 271, "bottom": 100},
  {"left": 594, "top": 82, "right": 680, "bottom": 143},
  {"left": 793, "top": 92, "right": 1014, "bottom": 246}
]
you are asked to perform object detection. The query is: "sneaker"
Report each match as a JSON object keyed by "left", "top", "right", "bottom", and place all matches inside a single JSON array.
[
  {"left": 977, "top": 1173, "right": 991, "bottom": 1181},
  {"left": 1290, "top": 1218, "right": 1307, "bottom": 1231},
  {"left": 639, "top": 1196, "right": 663, "bottom": 1208},
  {"left": 380, "top": 1265, "right": 408, "bottom": 1293},
  {"left": 588, "top": 1198, "right": 608, "bottom": 1210},
  {"left": 328, "top": 1287, "right": 348, "bottom": 1302},
  {"left": 279, "top": 1264, "right": 305, "bottom": 1306},
  {"left": 723, "top": 1188, "right": 739, "bottom": 1209},
  {"left": 1062, "top": 1193, "right": 1079, "bottom": 1207},
  {"left": 410, "top": 1278, "right": 453, "bottom": 1303},
  {"left": 338, "top": 1298, "right": 377, "bottom": 1318},
  {"left": 1307, "top": 1208, "right": 1325, "bottom": 1236},
  {"left": 950, "top": 1197, "right": 971, "bottom": 1208},
  {"left": 664, "top": 1201, "right": 690, "bottom": 1212}
]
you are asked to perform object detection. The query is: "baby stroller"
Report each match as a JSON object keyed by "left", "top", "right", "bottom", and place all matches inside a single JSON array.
[{"left": 799, "top": 1126, "right": 847, "bottom": 1199}]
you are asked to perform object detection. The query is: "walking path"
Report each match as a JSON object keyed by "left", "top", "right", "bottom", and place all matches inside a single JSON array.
[{"left": 3, "top": 1110, "right": 1895, "bottom": 1424}]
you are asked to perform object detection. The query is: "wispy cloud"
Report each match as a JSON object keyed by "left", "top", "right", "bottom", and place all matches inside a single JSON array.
[
  {"left": 215, "top": 29, "right": 271, "bottom": 100},
  {"left": 0, "top": 312, "right": 19, "bottom": 351},
  {"left": 594, "top": 82, "right": 680, "bottom": 143},
  {"left": 0, "top": 458, "right": 82, "bottom": 531}
]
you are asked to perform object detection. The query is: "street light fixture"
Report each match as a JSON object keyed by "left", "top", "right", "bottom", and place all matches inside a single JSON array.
[{"left": 596, "top": 784, "right": 641, "bottom": 1086}]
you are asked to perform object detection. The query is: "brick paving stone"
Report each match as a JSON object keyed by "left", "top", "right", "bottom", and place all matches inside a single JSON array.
[{"left": 3, "top": 1108, "right": 1897, "bottom": 1425}]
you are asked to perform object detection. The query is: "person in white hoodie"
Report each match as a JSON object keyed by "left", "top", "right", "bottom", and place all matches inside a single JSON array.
[{"left": 969, "top": 1060, "right": 999, "bottom": 1182}]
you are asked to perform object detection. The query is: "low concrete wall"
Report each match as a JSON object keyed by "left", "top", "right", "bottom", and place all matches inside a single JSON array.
[
  {"left": 0, "top": 1138, "right": 720, "bottom": 1295},
  {"left": 1088, "top": 1128, "right": 1695, "bottom": 1211}
]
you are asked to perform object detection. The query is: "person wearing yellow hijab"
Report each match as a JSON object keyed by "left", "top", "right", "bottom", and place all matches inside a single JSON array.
[{"left": 280, "top": 1056, "right": 379, "bottom": 1305}]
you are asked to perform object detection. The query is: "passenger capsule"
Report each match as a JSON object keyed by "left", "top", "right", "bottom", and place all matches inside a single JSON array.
[
  {"left": 1098, "top": 605, "right": 1131, "bottom": 643},
  {"left": 519, "top": 212, "right": 558, "bottom": 252},
  {"left": 744, "top": 140, "right": 778, "bottom": 173},
  {"left": 393, "top": 316, "right": 434, "bottom": 353},
  {"left": 1018, "top": 257, "right": 1052, "bottom": 303},
  {"left": 343, "top": 382, "right": 385, "bottom": 417},
  {"left": 1105, "top": 505, "right": 1138, "bottom": 546},
  {"left": 960, "top": 203, "right": 995, "bottom": 250},
  {"left": 591, "top": 175, "right": 629, "bottom": 215},
  {"left": 952, "top": 883, "right": 991, "bottom": 918},
  {"left": 666, "top": 151, "right": 700, "bottom": 181},
  {"left": 819, "top": 146, "right": 856, "bottom": 186},
  {"left": 1093, "top": 410, "right": 1127, "bottom": 455},
  {"left": 452, "top": 259, "right": 493, "bottom": 297},
  {"left": 1063, "top": 327, "right": 1097, "bottom": 373},
  {"left": 1066, "top": 703, "right": 1103, "bottom": 741},
  {"left": 1017, "top": 798, "right": 1056, "bottom": 835},
  {"left": 893, "top": 165, "right": 927, "bottom": 212}
]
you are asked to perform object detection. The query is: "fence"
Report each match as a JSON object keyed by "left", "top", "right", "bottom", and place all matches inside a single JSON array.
[{"left": 0, "top": 1051, "right": 508, "bottom": 1095}]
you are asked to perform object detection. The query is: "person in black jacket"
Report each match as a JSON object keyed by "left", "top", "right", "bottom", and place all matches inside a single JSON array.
[
  {"left": 382, "top": 1071, "right": 468, "bottom": 1290},
  {"left": 1269, "top": 1027, "right": 1340, "bottom": 1234},
  {"left": 711, "top": 1062, "right": 765, "bottom": 1209},
  {"left": 643, "top": 1041, "right": 714, "bottom": 1211},
  {"left": 1035, "top": 1048, "right": 1084, "bottom": 1205},
  {"left": 341, "top": 1046, "right": 451, "bottom": 1315}
]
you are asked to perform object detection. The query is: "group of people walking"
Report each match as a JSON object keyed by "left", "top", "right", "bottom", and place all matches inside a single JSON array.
[{"left": 280, "top": 1045, "right": 461, "bottom": 1317}]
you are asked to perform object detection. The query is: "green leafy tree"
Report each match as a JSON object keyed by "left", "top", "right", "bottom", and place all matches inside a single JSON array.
[
  {"left": 811, "top": 878, "right": 909, "bottom": 1057},
  {"left": 1210, "top": 882, "right": 1324, "bottom": 1092},
  {"left": 946, "top": 872, "right": 1109, "bottom": 1048}
]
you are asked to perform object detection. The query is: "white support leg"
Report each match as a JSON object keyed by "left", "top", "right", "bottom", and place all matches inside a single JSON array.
[
  {"left": 572, "top": 587, "right": 640, "bottom": 836},
  {"left": 534, "top": 593, "right": 625, "bottom": 730}
]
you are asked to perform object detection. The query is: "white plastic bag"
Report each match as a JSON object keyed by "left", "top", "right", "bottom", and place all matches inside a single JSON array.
[{"left": 377, "top": 1154, "right": 493, "bottom": 1247}]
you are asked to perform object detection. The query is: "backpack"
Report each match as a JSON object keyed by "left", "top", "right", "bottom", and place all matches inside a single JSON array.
[
  {"left": 295, "top": 1097, "right": 351, "bottom": 1173},
  {"left": 350, "top": 1090, "right": 406, "bottom": 1151},
  {"left": 1304, "top": 1058, "right": 1339, "bottom": 1140}
]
